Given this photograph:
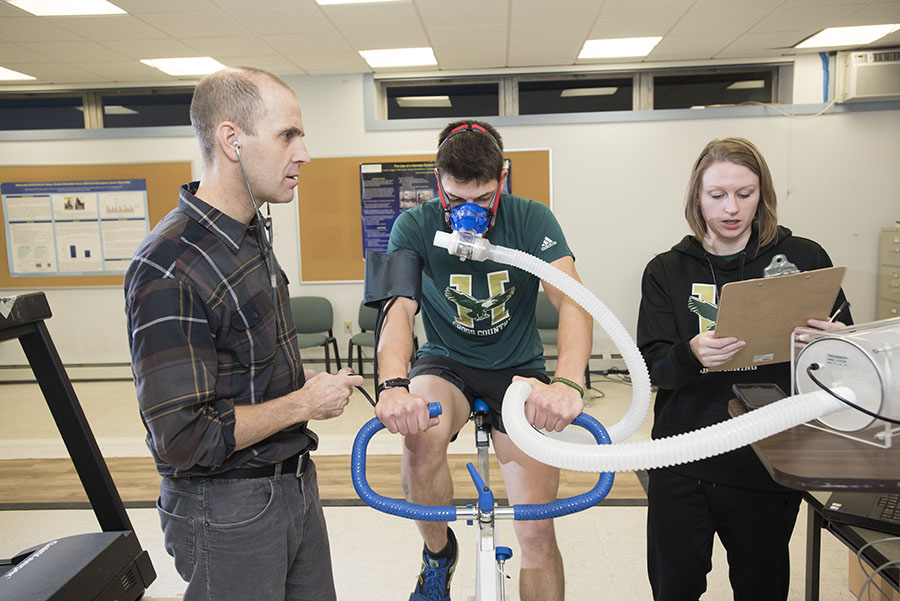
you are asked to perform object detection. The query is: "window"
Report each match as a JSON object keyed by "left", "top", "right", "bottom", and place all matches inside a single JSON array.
[
  {"left": 0, "top": 94, "right": 86, "bottom": 130},
  {"left": 99, "top": 90, "right": 193, "bottom": 128},
  {"left": 376, "top": 64, "right": 784, "bottom": 121},
  {"left": 386, "top": 81, "right": 499, "bottom": 119},
  {"left": 653, "top": 70, "right": 776, "bottom": 110},
  {"left": 518, "top": 76, "right": 633, "bottom": 114}
]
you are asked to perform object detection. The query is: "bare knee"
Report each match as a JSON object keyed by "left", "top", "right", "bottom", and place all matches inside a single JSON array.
[{"left": 514, "top": 520, "right": 559, "bottom": 561}]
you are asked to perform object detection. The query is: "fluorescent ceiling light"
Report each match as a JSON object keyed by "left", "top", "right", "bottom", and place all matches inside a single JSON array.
[
  {"left": 560, "top": 87, "right": 618, "bottom": 97},
  {"left": 0, "top": 66, "right": 35, "bottom": 80},
  {"left": 359, "top": 47, "right": 437, "bottom": 68},
  {"left": 7, "top": 0, "right": 125, "bottom": 16},
  {"left": 726, "top": 80, "right": 765, "bottom": 90},
  {"left": 578, "top": 36, "right": 662, "bottom": 59},
  {"left": 316, "top": 0, "right": 403, "bottom": 4},
  {"left": 140, "top": 57, "right": 227, "bottom": 76},
  {"left": 795, "top": 24, "right": 900, "bottom": 49},
  {"left": 396, "top": 95, "right": 451, "bottom": 108}
]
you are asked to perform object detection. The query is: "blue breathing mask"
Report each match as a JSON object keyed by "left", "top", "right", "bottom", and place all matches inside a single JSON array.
[{"left": 448, "top": 202, "right": 491, "bottom": 235}]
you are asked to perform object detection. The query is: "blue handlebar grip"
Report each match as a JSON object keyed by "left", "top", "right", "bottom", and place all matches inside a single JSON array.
[
  {"left": 513, "top": 413, "right": 614, "bottom": 521},
  {"left": 351, "top": 403, "right": 456, "bottom": 522}
]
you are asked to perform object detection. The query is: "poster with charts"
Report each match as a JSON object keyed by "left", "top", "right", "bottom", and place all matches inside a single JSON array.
[
  {"left": 1, "top": 179, "right": 149, "bottom": 277},
  {"left": 358, "top": 160, "right": 510, "bottom": 257}
]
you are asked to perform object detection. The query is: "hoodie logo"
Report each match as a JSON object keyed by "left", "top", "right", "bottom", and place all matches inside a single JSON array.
[{"left": 689, "top": 283, "right": 718, "bottom": 331}]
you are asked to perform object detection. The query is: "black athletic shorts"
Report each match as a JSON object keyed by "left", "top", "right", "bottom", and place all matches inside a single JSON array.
[{"left": 409, "top": 354, "right": 549, "bottom": 434}]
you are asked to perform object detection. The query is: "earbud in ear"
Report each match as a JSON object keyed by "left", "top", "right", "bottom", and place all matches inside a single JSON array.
[{"left": 233, "top": 140, "right": 241, "bottom": 152}]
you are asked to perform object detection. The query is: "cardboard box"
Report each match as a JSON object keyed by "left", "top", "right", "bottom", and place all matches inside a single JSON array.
[{"left": 849, "top": 550, "right": 900, "bottom": 600}]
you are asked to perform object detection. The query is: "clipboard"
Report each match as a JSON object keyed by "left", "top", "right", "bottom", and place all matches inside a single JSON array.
[{"left": 710, "top": 265, "right": 846, "bottom": 372}]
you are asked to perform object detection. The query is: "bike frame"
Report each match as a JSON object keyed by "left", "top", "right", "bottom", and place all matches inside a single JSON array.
[{"left": 351, "top": 401, "right": 614, "bottom": 601}]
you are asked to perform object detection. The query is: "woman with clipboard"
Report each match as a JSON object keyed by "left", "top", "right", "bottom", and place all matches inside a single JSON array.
[{"left": 636, "top": 138, "right": 851, "bottom": 601}]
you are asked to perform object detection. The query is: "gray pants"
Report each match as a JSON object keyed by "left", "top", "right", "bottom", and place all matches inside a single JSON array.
[{"left": 157, "top": 460, "right": 336, "bottom": 601}]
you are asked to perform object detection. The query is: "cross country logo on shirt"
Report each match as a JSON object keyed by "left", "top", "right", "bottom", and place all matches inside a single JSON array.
[
  {"left": 444, "top": 271, "right": 514, "bottom": 336},
  {"left": 688, "top": 283, "right": 718, "bottom": 332}
]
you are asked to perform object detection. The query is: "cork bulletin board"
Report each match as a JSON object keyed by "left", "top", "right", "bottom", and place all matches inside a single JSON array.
[
  {"left": 0, "top": 162, "right": 192, "bottom": 289},
  {"left": 296, "top": 150, "right": 550, "bottom": 282}
]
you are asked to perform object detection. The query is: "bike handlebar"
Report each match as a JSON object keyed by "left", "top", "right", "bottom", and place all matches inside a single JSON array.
[{"left": 351, "top": 402, "right": 614, "bottom": 522}]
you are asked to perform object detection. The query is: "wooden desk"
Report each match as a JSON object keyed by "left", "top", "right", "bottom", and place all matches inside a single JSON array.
[{"left": 729, "top": 400, "right": 900, "bottom": 600}]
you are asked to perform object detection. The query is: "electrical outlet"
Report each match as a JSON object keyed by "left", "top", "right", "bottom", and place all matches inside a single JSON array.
[{"left": 344, "top": 320, "right": 352, "bottom": 334}]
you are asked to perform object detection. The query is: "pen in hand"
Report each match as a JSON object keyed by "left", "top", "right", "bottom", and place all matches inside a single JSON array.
[{"left": 827, "top": 300, "right": 850, "bottom": 324}]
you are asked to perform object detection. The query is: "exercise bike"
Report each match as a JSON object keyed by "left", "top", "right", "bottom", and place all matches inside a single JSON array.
[{"left": 351, "top": 398, "right": 613, "bottom": 601}]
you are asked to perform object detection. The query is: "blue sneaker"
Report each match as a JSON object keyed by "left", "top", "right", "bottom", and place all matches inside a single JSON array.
[{"left": 409, "top": 530, "right": 458, "bottom": 601}]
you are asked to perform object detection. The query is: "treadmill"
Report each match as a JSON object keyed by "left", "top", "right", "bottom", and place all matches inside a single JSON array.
[{"left": 0, "top": 292, "right": 155, "bottom": 601}]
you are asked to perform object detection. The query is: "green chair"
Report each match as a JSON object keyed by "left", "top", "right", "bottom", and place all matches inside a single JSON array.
[
  {"left": 347, "top": 301, "right": 418, "bottom": 378},
  {"left": 535, "top": 290, "right": 591, "bottom": 391},
  {"left": 289, "top": 296, "right": 341, "bottom": 373}
]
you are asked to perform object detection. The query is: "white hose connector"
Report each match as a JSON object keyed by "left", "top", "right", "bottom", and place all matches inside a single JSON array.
[
  {"left": 502, "top": 380, "right": 852, "bottom": 472},
  {"left": 433, "top": 229, "right": 651, "bottom": 442}
]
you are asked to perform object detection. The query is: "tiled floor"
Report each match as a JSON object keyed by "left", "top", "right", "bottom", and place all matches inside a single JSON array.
[{"left": 0, "top": 378, "right": 857, "bottom": 600}]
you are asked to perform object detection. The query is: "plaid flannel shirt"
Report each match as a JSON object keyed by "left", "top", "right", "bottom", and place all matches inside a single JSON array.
[{"left": 125, "top": 182, "right": 312, "bottom": 477}]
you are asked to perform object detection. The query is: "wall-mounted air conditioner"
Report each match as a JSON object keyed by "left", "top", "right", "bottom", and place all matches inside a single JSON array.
[{"left": 836, "top": 48, "right": 900, "bottom": 103}]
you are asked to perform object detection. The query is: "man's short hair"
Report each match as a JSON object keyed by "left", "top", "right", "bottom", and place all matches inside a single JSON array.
[
  {"left": 435, "top": 120, "right": 505, "bottom": 184},
  {"left": 189, "top": 66, "right": 295, "bottom": 163}
]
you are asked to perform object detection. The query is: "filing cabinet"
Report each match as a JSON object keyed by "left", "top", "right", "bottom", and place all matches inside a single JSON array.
[{"left": 878, "top": 227, "right": 900, "bottom": 319}]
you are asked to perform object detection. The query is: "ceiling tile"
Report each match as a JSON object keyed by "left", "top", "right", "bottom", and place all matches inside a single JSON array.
[
  {"left": 588, "top": 17, "right": 680, "bottom": 39},
  {"left": 101, "top": 38, "right": 200, "bottom": 60},
  {"left": 209, "top": 54, "right": 304, "bottom": 75},
  {"left": 226, "top": 7, "right": 333, "bottom": 35},
  {"left": 415, "top": 0, "right": 507, "bottom": 25},
  {"left": 509, "top": 22, "right": 586, "bottom": 66},
  {"left": 46, "top": 15, "right": 166, "bottom": 41},
  {"left": 691, "top": 0, "right": 784, "bottom": 10},
  {"left": 111, "top": 0, "right": 219, "bottom": 13},
  {"left": 137, "top": 11, "right": 250, "bottom": 38},
  {"left": 266, "top": 32, "right": 354, "bottom": 55},
  {"left": 429, "top": 24, "right": 507, "bottom": 70},
  {"left": 511, "top": 0, "right": 603, "bottom": 23},
  {"left": 287, "top": 52, "right": 369, "bottom": 74},
  {"left": 17, "top": 41, "right": 129, "bottom": 62},
  {"left": 668, "top": 10, "right": 773, "bottom": 36},
  {"left": 0, "top": 17, "right": 86, "bottom": 42},
  {"left": 321, "top": 3, "right": 427, "bottom": 50},
  {"left": 838, "top": 1, "right": 900, "bottom": 25},
  {"left": 753, "top": 5, "right": 866, "bottom": 32},
  {"left": 0, "top": 42, "right": 52, "bottom": 62},
  {"left": 183, "top": 36, "right": 276, "bottom": 57},
  {"left": 646, "top": 34, "right": 738, "bottom": 60},
  {"left": 714, "top": 46, "right": 797, "bottom": 58},
  {"left": 0, "top": 62, "right": 106, "bottom": 84},
  {"left": 723, "top": 31, "right": 811, "bottom": 53},
  {"left": 598, "top": 0, "right": 694, "bottom": 21},
  {"left": 76, "top": 60, "right": 165, "bottom": 82},
  {"left": 214, "top": 0, "right": 308, "bottom": 9}
]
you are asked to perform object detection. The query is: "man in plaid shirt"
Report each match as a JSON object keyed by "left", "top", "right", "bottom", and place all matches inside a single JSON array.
[{"left": 125, "top": 66, "right": 362, "bottom": 601}]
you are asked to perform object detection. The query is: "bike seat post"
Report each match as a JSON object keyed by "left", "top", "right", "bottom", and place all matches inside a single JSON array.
[{"left": 473, "top": 399, "right": 491, "bottom": 487}]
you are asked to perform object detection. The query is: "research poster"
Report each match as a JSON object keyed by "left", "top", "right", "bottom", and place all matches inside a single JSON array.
[
  {"left": 1, "top": 179, "right": 149, "bottom": 277},
  {"left": 359, "top": 160, "right": 510, "bottom": 256}
]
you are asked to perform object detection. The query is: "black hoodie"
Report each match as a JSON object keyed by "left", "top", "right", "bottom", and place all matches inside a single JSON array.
[{"left": 636, "top": 225, "right": 851, "bottom": 491}]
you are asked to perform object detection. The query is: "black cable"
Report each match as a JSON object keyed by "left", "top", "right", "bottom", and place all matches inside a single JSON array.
[
  {"left": 356, "top": 384, "right": 376, "bottom": 407},
  {"left": 806, "top": 364, "right": 900, "bottom": 425}
]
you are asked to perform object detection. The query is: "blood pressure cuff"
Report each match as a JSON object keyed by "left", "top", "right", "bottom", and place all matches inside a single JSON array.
[{"left": 363, "top": 249, "right": 422, "bottom": 310}]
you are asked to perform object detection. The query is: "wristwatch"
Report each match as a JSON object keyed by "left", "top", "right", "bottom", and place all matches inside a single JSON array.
[{"left": 376, "top": 377, "right": 411, "bottom": 396}]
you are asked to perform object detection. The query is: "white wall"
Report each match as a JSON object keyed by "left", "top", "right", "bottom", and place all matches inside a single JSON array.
[{"left": 1, "top": 70, "right": 898, "bottom": 369}]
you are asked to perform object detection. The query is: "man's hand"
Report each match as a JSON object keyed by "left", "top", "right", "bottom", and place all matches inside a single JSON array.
[
  {"left": 513, "top": 375, "right": 583, "bottom": 432},
  {"left": 689, "top": 331, "right": 746, "bottom": 368},
  {"left": 374, "top": 387, "right": 439, "bottom": 435},
  {"left": 294, "top": 369, "right": 363, "bottom": 421}
]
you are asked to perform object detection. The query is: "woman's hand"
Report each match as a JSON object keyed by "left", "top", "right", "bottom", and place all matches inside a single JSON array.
[{"left": 689, "top": 331, "right": 746, "bottom": 368}]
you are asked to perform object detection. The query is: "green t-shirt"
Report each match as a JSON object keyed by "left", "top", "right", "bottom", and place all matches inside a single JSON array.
[{"left": 388, "top": 194, "right": 573, "bottom": 371}]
